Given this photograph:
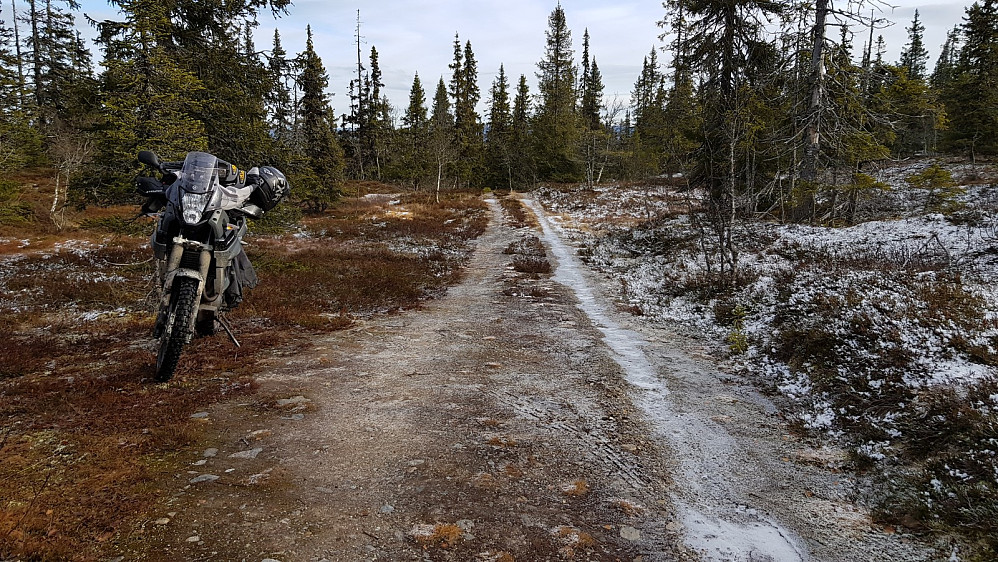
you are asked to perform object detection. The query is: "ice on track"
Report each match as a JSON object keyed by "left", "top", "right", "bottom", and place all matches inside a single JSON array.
[{"left": 525, "top": 198, "right": 807, "bottom": 561}]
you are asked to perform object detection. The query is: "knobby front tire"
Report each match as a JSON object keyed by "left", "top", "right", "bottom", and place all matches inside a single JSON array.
[{"left": 155, "top": 277, "right": 200, "bottom": 382}]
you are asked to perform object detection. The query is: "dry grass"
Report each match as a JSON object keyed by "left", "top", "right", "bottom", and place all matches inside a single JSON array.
[
  {"left": 412, "top": 523, "right": 464, "bottom": 549},
  {"left": 499, "top": 196, "right": 537, "bottom": 228},
  {"left": 560, "top": 479, "right": 590, "bottom": 496},
  {"left": 552, "top": 525, "right": 596, "bottom": 559},
  {"left": 613, "top": 499, "right": 644, "bottom": 516},
  {"left": 487, "top": 436, "right": 518, "bottom": 448},
  {"left": 0, "top": 181, "right": 488, "bottom": 560}
]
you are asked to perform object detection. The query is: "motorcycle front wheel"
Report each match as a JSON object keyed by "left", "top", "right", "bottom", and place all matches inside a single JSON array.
[{"left": 155, "top": 277, "right": 200, "bottom": 382}]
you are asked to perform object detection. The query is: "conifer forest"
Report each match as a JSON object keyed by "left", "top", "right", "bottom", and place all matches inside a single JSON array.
[{"left": 3, "top": 0, "right": 998, "bottom": 560}]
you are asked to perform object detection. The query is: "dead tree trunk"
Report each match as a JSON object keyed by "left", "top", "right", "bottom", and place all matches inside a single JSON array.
[{"left": 801, "top": 0, "right": 829, "bottom": 182}]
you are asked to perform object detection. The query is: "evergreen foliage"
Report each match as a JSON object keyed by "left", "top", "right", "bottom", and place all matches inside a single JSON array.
[
  {"left": 394, "top": 72, "right": 429, "bottom": 189},
  {"left": 485, "top": 64, "right": 513, "bottom": 190},
  {"left": 510, "top": 74, "right": 536, "bottom": 188},
  {"left": 533, "top": 4, "right": 581, "bottom": 182},
  {"left": 296, "top": 25, "right": 345, "bottom": 211},
  {"left": 942, "top": 0, "right": 998, "bottom": 156},
  {"left": 899, "top": 10, "right": 929, "bottom": 80},
  {"left": 0, "top": 0, "right": 985, "bottom": 216}
]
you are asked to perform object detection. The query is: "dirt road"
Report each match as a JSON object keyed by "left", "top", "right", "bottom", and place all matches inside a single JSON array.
[{"left": 118, "top": 199, "right": 938, "bottom": 561}]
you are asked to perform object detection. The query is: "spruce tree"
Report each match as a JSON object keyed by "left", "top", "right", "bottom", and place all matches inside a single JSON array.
[
  {"left": 510, "top": 74, "right": 535, "bottom": 187},
  {"left": 0, "top": 2, "right": 41, "bottom": 173},
  {"left": 943, "top": 0, "right": 998, "bottom": 156},
  {"left": 266, "top": 30, "right": 294, "bottom": 144},
  {"left": 534, "top": 4, "right": 581, "bottom": 182},
  {"left": 398, "top": 73, "right": 428, "bottom": 189},
  {"left": 429, "top": 77, "right": 455, "bottom": 200},
  {"left": 485, "top": 64, "right": 513, "bottom": 189},
  {"left": 365, "top": 46, "right": 393, "bottom": 180},
  {"left": 931, "top": 26, "right": 961, "bottom": 89},
  {"left": 579, "top": 29, "right": 603, "bottom": 131},
  {"left": 448, "top": 36, "right": 483, "bottom": 187},
  {"left": 630, "top": 47, "right": 669, "bottom": 176},
  {"left": 296, "top": 25, "right": 345, "bottom": 211},
  {"left": 404, "top": 73, "right": 428, "bottom": 130},
  {"left": 162, "top": 0, "right": 288, "bottom": 165},
  {"left": 676, "top": 0, "right": 782, "bottom": 276},
  {"left": 899, "top": 10, "right": 929, "bottom": 80},
  {"left": 86, "top": 0, "right": 207, "bottom": 203}
]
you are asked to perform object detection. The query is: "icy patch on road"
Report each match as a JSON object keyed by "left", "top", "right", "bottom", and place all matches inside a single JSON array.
[{"left": 525, "top": 199, "right": 807, "bottom": 561}]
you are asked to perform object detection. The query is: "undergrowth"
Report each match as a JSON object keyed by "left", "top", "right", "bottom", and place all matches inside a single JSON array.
[
  {"left": 543, "top": 174, "right": 998, "bottom": 556},
  {"left": 0, "top": 184, "right": 487, "bottom": 560}
]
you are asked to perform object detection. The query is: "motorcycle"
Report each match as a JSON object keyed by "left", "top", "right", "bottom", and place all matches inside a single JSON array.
[{"left": 136, "top": 150, "right": 289, "bottom": 382}]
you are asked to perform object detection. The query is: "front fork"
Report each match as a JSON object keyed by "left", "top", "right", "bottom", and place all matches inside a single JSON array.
[{"left": 153, "top": 237, "right": 211, "bottom": 339}]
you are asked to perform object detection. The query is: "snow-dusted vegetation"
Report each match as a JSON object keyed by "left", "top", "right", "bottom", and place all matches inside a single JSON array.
[{"left": 539, "top": 159, "right": 998, "bottom": 550}]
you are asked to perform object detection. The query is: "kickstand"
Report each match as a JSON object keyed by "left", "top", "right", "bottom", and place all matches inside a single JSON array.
[{"left": 217, "top": 314, "right": 241, "bottom": 348}]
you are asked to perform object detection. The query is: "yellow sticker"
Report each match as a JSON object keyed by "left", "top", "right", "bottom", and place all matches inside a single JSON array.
[{"left": 239, "top": 170, "right": 245, "bottom": 183}]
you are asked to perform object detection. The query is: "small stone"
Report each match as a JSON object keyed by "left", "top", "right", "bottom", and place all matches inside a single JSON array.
[
  {"left": 666, "top": 521, "right": 682, "bottom": 532},
  {"left": 379, "top": 504, "right": 395, "bottom": 514},
  {"left": 620, "top": 526, "right": 641, "bottom": 541},
  {"left": 621, "top": 444, "right": 638, "bottom": 452},
  {"left": 186, "top": 535, "right": 200, "bottom": 543},
  {"left": 192, "top": 459, "right": 207, "bottom": 466},
  {"left": 407, "top": 459, "right": 425, "bottom": 467},
  {"left": 248, "top": 429, "right": 272, "bottom": 439},
  {"left": 280, "top": 413, "right": 305, "bottom": 421},
  {"left": 203, "top": 448, "right": 218, "bottom": 458},
  {"left": 190, "top": 412, "right": 209, "bottom": 419},
  {"left": 154, "top": 518, "right": 170, "bottom": 525},
  {"left": 189, "top": 474, "right": 220, "bottom": 484},
  {"left": 229, "top": 448, "right": 264, "bottom": 459},
  {"left": 262, "top": 559, "right": 282, "bottom": 562},
  {"left": 456, "top": 519, "right": 474, "bottom": 531},
  {"left": 275, "top": 396, "right": 309, "bottom": 407},
  {"left": 482, "top": 336, "right": 497, "bottom": 341}
]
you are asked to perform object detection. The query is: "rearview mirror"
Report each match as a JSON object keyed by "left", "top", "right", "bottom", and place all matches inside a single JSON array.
[{"left": 138, "top": 150, "right": 161, "bottom": 169}]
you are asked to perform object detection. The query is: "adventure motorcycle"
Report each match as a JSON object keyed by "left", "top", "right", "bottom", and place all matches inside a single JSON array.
[{"left": 136, "top": 150, "right": 289, "bottom": 382}]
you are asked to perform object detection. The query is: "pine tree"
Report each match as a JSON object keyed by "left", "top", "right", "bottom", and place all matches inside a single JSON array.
[
  {"left": 297, "top": 25, "right": 345, "bottom": 211},
  {"left": 899, "top": 10, "right": 929, "bottom": 80},
  {"left": 534, "top": 4, "right": 581, "bottom": 182}
]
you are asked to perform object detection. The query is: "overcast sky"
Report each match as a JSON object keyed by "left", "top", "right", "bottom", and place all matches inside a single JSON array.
[{"left": 75, "top": 0, "right": 970, "bottom": 117}]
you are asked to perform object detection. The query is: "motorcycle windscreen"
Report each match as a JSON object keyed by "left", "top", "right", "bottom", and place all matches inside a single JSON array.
[{"left": 178, "top": 152, "right": 220, "bottom": 194}]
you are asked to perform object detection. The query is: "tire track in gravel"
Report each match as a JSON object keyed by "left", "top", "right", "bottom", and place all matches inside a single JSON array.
[{"left": 118, "top": 198, "right": 690, "bottom": 561}]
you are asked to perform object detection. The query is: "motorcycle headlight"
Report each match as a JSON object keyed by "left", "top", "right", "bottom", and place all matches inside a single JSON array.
[{"left": 181, "top": 191, "right": 211, "bottom": 224}]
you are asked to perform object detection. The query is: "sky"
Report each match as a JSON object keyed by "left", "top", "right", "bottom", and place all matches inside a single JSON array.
[{"left": 73, "top": 0, "right": 970, "bottom": 117}]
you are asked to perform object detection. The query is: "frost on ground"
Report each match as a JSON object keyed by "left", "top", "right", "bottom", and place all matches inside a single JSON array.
[{"left": 537, "top": 160, "right": 998, "bottom": 553}]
